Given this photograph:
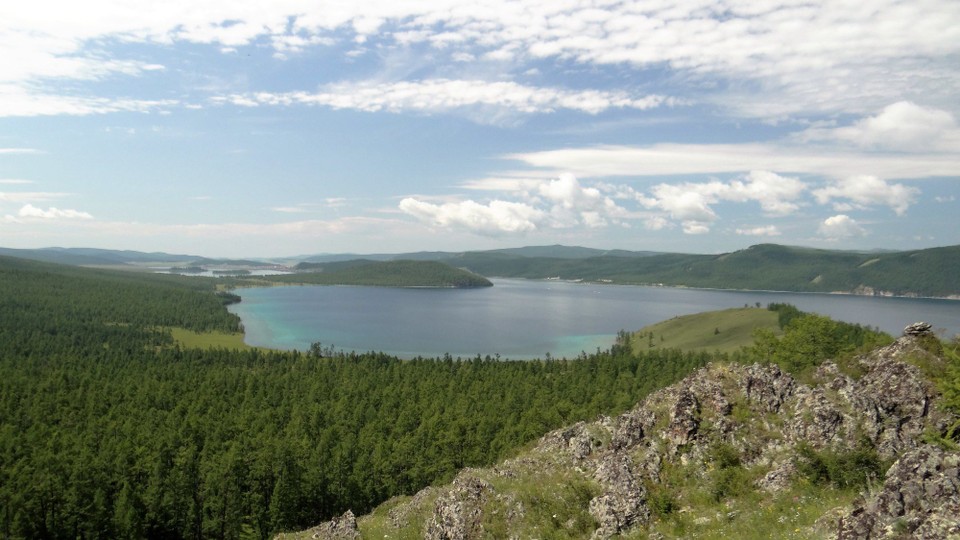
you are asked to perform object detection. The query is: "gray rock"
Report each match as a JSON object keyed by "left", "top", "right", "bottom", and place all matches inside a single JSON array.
[
  {"left": 302, "top": 510, "right": 360, "bottom": 540},
  {"left": 904, "top": 322, "right": 934, "bottom": 336},
  {"left": 837, "top": 445, "right": 960, "bottom": 539},
  {"left": 424, "top": 473, "right": 494, "bottom": 540},
  {"left": 589, "top": 454, "right": 649, "bottom": 539},
  {"left": 739, "top": 363, "right": 795, "bottom": 413}
]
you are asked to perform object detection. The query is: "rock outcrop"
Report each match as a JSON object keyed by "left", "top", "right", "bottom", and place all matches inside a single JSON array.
[
  {"left": 276, "top": 510, "right": 359, "bottom": 540},
  {"left": 287, "top": 324, "right": 959, "bottom": 539},
  {"left": 424, "top": 473, "right": 494, "bottom": 540},
  {"left": 838, "top": 445, "right": 960, "bottom": 539}
]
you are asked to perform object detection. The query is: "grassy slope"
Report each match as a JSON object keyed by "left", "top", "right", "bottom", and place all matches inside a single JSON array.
[
  {"left": 631, "top": 307, "right": 781, "bottom": 354},
  {"left": 168, "top": 327, "right": 252, "bottom": 350}
]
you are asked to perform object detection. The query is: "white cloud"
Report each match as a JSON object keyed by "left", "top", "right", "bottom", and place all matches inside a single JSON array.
[
  {"left": 0, "top": 85, "right": 177, "bottom": 117},
  {"left": 17, "top": 203, "right": 92, "bottom": 220},
  {"left": 0, "top": 0, "right": 956, "bottom": 123},
  {"left": 507, "top": 143, "right": 960, "bottom": 181},
  {"left": 0, "top": 1, "right": 956, "bottom": 122},
  {"left": 271, "top": 206, "right": 308, "bottom": 213},
  {"left": 818, "top": 215, "right": 866, "bottom": 239},
  {"left": 799, "top": 102, "right": 960, "bottom": 152},
  {"left": 681, "top": 221, "right": 711, "bottom": 235},
  {"left": 219, "top": 79, "right": 673, "bottom": 119},
  {"left": 0, "top": 179, "right": 33, "bottom": 184},
  {"left": 270, "top": 199, "right": 349, "bottom": 213},
  {"left": 721, "top": 171, "right": 806, "bottom": 216},
  {"left": 398, "top": 173, "right": 635, "bottom": 235},
  {"left": 935, "top": 195, "right": 956, "bottom": 203},
  {"left": 0, "top": 148, "right": 40, "bottom": 154},
  {"left": 0, "top": 191, "right": 69, "bottom": 203},
  {"left": 643, "top": 216, "right": 670, "bottom": 231},
  {"left": 637, "top": 170, "right": 805, "bottom": 230},
  {"left": 736, "top": 225, "right": 781, "bottom": 237},
  {"left": 398, "top": 197, "right": 543, "bottom": 236},
  {"left": 535, "top": 173, "right": 627, "bottom": 227},
  {"left": 645, "top": 184, "right": 718, "bottom": 223},
  {"left": 812, "top": 175, "right": 918, "bottom": 216}
]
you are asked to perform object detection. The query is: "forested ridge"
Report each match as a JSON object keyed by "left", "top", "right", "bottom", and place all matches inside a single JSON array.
[
  {"left": 0, "top": 255, "right": 713, "bottom": 539},
  {"left": 437, "top": 244, "right": 960, "bottom": 297},
  {"left": 275, "top": 259, "right": 492, "bottom": 288}
]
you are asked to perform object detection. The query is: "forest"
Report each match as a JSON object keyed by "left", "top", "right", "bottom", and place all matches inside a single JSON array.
[
  {"left": 433, "top": 243, "right": 960, "bottom": 297},
  {"left": 0, "top": 255, "right": 893, "bottom": 539},
  {"left": 266, "top": 260, "right": 492, "bottom": 288}
]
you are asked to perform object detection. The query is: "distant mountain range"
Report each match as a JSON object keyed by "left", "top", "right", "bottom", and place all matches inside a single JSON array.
[
  {"left": 3, "top": 243, "right": 958, "bottom": 298},
  {"left": 0, "top": 247, "right": 274, "bottom": 267}
]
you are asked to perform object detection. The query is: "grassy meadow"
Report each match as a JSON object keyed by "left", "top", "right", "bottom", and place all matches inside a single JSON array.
[{"left": 631, "top": 307, "right": 781, "bottom": 354}]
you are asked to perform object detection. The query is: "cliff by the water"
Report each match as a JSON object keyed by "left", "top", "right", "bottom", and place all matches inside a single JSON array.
[{"left": 283, "top": 324, "right": 960, "bottom": 539}]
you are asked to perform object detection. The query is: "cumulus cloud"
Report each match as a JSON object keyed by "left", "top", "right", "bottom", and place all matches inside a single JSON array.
[
  {"left": 636, "top": 170, "right": 805, "bottom": 232},
  {"left": 399, "top": 174, "right": 633, "bottom": 235},
  {"left": 16, "top": 203, "right": 92, "bottom": 220},
  {"left": 643, "top": 216, "right": 670, "bottom": 231},
  {"left": 536, "top": 173, "right": 627, "bottom": 228},
  {"left": 818, "top": 215, "right": 866, "bottom": 239},
  {"left": 812, "top": 175, "right": 918, "bottom": 216},
  {"left": 398, "top": 197, "right": 543, "bottom": 236},
  {"left": 681, "top": 221, "right": 711, "bottom": 235},
  {"left": 736, "top": 225, "right": 781, "bottom": 237},
  {"left": 218, "top": 79, "right": 673, "bottom": 118},
  {"left": 800, "top": 102, "right": 960, "bottom": 152}
]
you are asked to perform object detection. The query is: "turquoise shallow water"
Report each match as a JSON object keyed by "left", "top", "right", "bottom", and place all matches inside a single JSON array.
[{"left": 228, "top": 278, "right": 960, "bottom": 359}]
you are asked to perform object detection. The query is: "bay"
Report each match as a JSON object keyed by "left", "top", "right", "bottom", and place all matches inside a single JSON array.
[{"left": 228, "top": 278, "right": 960, "bottom": 359}]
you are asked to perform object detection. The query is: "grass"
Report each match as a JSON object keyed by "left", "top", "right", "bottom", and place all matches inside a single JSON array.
[
  {"left": 169, "top": 327, "right": 254, "bottom": 350},
  {"left": 631, "top": 307, "right": 781, "bottom": 354},
  {"left": 636, "top": 482, "right": 858, "bottom": 540}
]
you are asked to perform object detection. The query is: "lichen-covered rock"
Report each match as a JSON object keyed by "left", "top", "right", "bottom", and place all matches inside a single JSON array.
[
  {"left": 855, "top": 337, "right": 942, "bottom": 459},
  {"left": 739, "top": 363, "right": 796, "bottom": 413},
  {"left": 837, "top": 445, "right": 960, "bottom": 539},
  {"left": 610, "top": 406, "right": 656, "bottom": 451},
  {"left": 589, "top": 454, "right": 649, "bottom": 539},
  {"left": 292, "top": 510, "right": 359, "bottom": 540},
  {"left": 789, "top": 386, "right": 846, "bottom": 449},
  {"left": 756, "top": 460, "right": 797, "bottom": 493},
  {"left": 424, "top": 472, "right": 494, "bottom": 540},
  {"left": 537, "top": 420, "right": 609, "bottom": 461},
  {"left": 904, "top": 321, "right": 934, "bottom": 336},
  {"left": 667, "top": 388, "right": 701, "bottom": 449}
]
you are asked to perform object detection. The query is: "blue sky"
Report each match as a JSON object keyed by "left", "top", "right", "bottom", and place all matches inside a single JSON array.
[{"left": 1, "top": 0, "right": 958, "bottom": 258}]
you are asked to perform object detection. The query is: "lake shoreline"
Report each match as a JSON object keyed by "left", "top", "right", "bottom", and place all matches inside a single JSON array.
[{"left": 228, "top": 278, "right": 960, "bottom": 358}]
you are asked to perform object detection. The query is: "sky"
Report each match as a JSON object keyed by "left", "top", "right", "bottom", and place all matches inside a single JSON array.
[{"left": 1, "top": 0, "right": 958, "bottom": 258}]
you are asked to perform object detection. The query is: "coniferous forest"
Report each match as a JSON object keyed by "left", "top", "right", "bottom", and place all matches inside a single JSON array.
[{"left": 0, "top": 256, "right": 720, "bottom": 539}]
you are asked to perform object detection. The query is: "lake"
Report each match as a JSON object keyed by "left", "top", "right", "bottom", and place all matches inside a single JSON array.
[{"left": 228, "top": 279, "right": 960, "bottom": 359}]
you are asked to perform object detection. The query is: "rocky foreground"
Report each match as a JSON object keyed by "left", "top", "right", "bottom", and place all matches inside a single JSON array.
[{"left": 281, "top": 325, "right": 960, "bottom": 539}]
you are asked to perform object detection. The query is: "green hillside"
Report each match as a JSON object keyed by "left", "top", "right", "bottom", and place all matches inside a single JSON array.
[
  {"left": 631, "top": 307, "right": 782, "bottom": 354},
  {"left": 269, "top": 259, "right": 493, "bottom": 287},
  {"left": 441, "top": 243, "right": 960, "bottom": 298}
]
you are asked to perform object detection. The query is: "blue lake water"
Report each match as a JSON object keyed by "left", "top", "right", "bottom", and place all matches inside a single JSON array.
[{"left": 228, "top": 279, "right": 960, "bottom": 359}]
